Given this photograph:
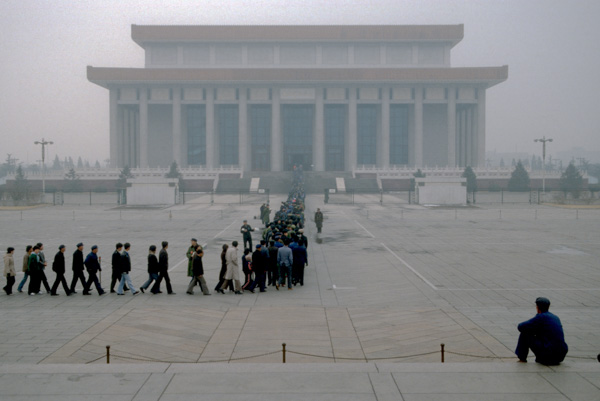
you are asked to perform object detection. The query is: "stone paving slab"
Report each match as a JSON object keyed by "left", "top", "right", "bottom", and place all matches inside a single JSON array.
[{"left": 0, "top": 362, "right": 598, "bottom": 400}]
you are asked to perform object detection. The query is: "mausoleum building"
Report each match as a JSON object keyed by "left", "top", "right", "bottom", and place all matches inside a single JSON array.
[{"left": 87, "top": 24, "right": 508, "bottom": 171}]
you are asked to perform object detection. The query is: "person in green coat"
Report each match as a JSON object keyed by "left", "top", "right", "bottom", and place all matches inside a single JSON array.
[{"left": 186, "top": 238, "right": 200, "bottom": 278}]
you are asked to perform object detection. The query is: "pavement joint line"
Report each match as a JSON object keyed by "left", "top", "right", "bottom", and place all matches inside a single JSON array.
[
  {"left": 381, "top": 243, "right": 438, "bottom": 291},
  {"left": 354, "top": 220, "right": 376, "bottom": 238},
  {"left": 168, "top": 223, "right": 229, "bottom": 272}
]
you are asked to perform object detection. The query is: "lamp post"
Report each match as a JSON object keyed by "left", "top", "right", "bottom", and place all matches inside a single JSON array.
[
  {"left": 34, "top": 138, "right": 53, "bottom": 197},
  {"left": 534, "top": 136, "right": 552, "bottom": 201}
]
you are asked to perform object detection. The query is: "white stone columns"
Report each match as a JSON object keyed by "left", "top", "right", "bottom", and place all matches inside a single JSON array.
[
  {"left": 347, "top": 88, "right": 357, "bottom": 171},
  {"left": 313, "top": 88, "right": 325, "bottom": 171},
  {"left": 477, "top": 89, "right": 486, "bottom": 168},
  {"left": 447, "top": 87, "right": 457, "bottom": 167},
  {"left": 238, "top": 88, "right": 248, "bottom": 170},
  {"left": 466, "top": 107, "right": 473, "bottom": 167},
  {"left": 206, "top": 88, "right": 215, "bottom": 168},
  {"left": 271, "top": 89, "right": 282, "bottom": 171},
  {"left": 380, "top": 87, "right": 390, "bottom": 168},
  {"left": 109, "top": 89, "right": 119, "bottom": 167},
  {"left": 172, "top": 87, "right": 182, "bottom": 166},
  {"left": 414, "top": 88, "right": 423, "bottom": 167},
  {"left": 139, "top": 88, "right": 148, "bottom": 168}
]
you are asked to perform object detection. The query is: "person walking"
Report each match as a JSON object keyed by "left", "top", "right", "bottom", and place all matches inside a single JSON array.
[
  {"left": 314, "top": 208, "right": 323, "bottom": 234},
  {"left": 110, "top": 243, "right": 127, "bottom": 293},
  {"left": 50, "top": 245, "right": 72, "bottom": 296},
  {"left": 83, "top": 245, "right": 105, "bottom": 295},
  {"left": 17, "top": 245, "right": 32, "bottom": 293},
  {"left": 252, "top": 244, "right": 267, "bottom": 292},
  {"left": 220, "top": 241, "right": 242, "bottom": 294},
  {"left": 3, "top": 247, "right": 16, "bottom": 295},
  {"left": 277, "top": 239, "right": 294, "bottom": 290},
  {"left": 186, "top": 245, "right": 211, "bottom": 295},
  {"left": 140, "top": 245, "right": 160, "bottom": 293},
  {"left": 186, "top": 238, "right": 198, "bottom": 279},
  {"left": 27, "top": 245, "right": 42, "bottom": 295},
  {"left": 241, "top": 248, "right": 255, "bottom": 293},
  {"left": 240, "top": 220, "right": 255, "bottom": 250},
  {"left": 117, "top": 243, "right": 139, "bottom": 296},
  {"left": 36, "top": 243, "right": 51, "bottom": 294},
  {"left": 152, "top": 241, "right": 175, "bottom": 295},
  {"left": 69, "top": 243, "right": 86, "bottom": 294},
  {"left": 214, "top": 244, "right": 232, "bottom": 294}
]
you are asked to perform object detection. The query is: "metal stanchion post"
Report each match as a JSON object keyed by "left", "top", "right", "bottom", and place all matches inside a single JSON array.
[
  {"left": 106, "top": 345, "right": 110, "bottom": 364},
  {"left": 282, "top": 343, "right": 286, "bottom": 363},
  {"left": 441, "top": 343, "right": 445, "bottom": 363}
]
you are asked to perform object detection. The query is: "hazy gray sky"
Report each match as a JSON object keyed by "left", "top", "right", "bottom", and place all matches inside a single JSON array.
[{"left": 1, "top": 0, "right": 599, "bottom": 165}]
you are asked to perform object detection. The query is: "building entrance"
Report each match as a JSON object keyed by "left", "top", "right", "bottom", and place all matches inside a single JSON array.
[{"left": 282, "top": 105, "right": 313, "bottom": 171}]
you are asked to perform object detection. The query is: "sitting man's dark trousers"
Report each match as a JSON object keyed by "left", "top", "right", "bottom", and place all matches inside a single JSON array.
[{"left": 515, "top": 297, "right": 568, "bottom": 365}]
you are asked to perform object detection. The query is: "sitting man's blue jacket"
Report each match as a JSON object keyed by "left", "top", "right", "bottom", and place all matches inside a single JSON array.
[{"left": 518, "top": 311, "right": 568, "bottom": 363}]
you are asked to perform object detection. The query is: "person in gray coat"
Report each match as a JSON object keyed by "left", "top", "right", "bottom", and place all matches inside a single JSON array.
[{"left": 277, "top": 239, "right": 293, "bottom": 290}]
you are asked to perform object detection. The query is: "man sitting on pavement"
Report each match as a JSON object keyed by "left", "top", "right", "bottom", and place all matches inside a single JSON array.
[{"left": 515, "top": 297, "right": 568, "bottom": 365}]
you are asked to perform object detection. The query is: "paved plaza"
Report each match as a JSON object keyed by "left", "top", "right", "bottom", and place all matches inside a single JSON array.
[{"left": 1, "top": 195, "right": 599, "bottom": 399}]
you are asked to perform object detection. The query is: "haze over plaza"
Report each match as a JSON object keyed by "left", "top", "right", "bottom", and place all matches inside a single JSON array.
[{"left": 1, "top": 0, "right": 600, "bottom": 165}]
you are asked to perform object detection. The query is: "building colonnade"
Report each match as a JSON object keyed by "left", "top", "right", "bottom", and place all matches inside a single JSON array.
[{"left": 109, "top": 85, "right": 486, "bottom": 171}]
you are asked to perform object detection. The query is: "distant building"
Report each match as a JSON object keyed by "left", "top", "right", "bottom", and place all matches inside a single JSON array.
[{"left": 88, "top": 24, "right": 508, "bottom": 171}]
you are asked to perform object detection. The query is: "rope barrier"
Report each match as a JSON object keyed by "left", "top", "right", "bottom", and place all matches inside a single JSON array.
[
  {"left": 90, "top": 344, "right": 598, "bottom": 364},
  {"left": 105, "top": 350, "right": 281, "bottom": 364},
  {"left": 286, "top": 349, "right": 439, "bottom": 361}
]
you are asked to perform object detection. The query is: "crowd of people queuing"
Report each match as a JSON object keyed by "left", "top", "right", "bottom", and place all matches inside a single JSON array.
[{"left": 3, "top": 166, "right": 314, "bottom": 297}]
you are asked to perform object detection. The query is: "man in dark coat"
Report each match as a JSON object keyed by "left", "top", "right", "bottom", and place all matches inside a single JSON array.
[
  {"left": 83, "top": 245, "right": 105, "bottom": 295},
  {"left": 152, "top": 241, "right": 175, "bottom": 295},
  {"left": 292, "top": 240, "right": 308, "bottom": 286},
  {"left": 50, "top": 245, "right": 72, "bottom": 296},
  {"left": 27, "top": 245, "right": 42, "bottom": 295},
  {"left": 186, "top": 245, "right": 210, "bottom": 295},
  {"left": 515, "top": 297, "right": 568, "bottom": 365},
  {"left": 110, "top": 243, "right": 127, "bottom": 293},
  {"left": 314, "top": 209, "right": 323, "bottom": 233},
  {"left": 252, "top": 244, "right": 267, "bottom": 292},
  {"left": 240, "top": 220, "right": 254, "bottom": 250},
  {"left": 117, "top": 243, "right": 139, "bottom": 295},
  {"left": 69, "top": 242, "right": 86, "bottom": 294},
  {"left": 268, "top": 240, "right": 279, "bottom": 286}
]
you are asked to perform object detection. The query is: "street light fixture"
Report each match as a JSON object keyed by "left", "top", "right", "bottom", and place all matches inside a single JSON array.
[
  {"left": 34, "top": 138, "right": 53, "bottom": 197},
  {"left": 534, "top": 136, "right": 553, "bottom": 200}
]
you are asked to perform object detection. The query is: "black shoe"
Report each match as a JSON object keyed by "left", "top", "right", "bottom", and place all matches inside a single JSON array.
[
  {"left": 110, "top": 289, "right": 116, "bottom": 293},
  {"left": 50, "top": 293, "right": 59, "bottom": 296},
  {"left": 124, "top": 288, "right": 130, "bottom": 291},
  {"left": 98, "top": 291, "right": 105, "bottom": 296},
  {"left": 133, "top": 291, "right": 140, "bottom": 295},
  {"left": 235, "top": 291, "right": 242, "bottom": 295},
  {"left": 218, "top": 289, "right": 225, "bottom": 294},
  {"left": 117, "top": 293, "right": 124, "bottom": 295},
  {"left": 260, "top": 290, "right": 267, "bottom": 292},
  {"left": 186, "top": 291, "right": 193, "bottom": 295},
  {"left": 140, "top": 287, "right": 145, "bottom": 293},
  {"left": 204, "top": 293, "right": 211, "bottom": 296}
]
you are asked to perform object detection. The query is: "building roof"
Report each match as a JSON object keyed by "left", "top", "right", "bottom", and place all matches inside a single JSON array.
[
  {"left": 87, "top": 66, "right": 508, "bottom": 88},
  {"left": 131, "top": 24, "right": 464, "bottom": 47}
]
